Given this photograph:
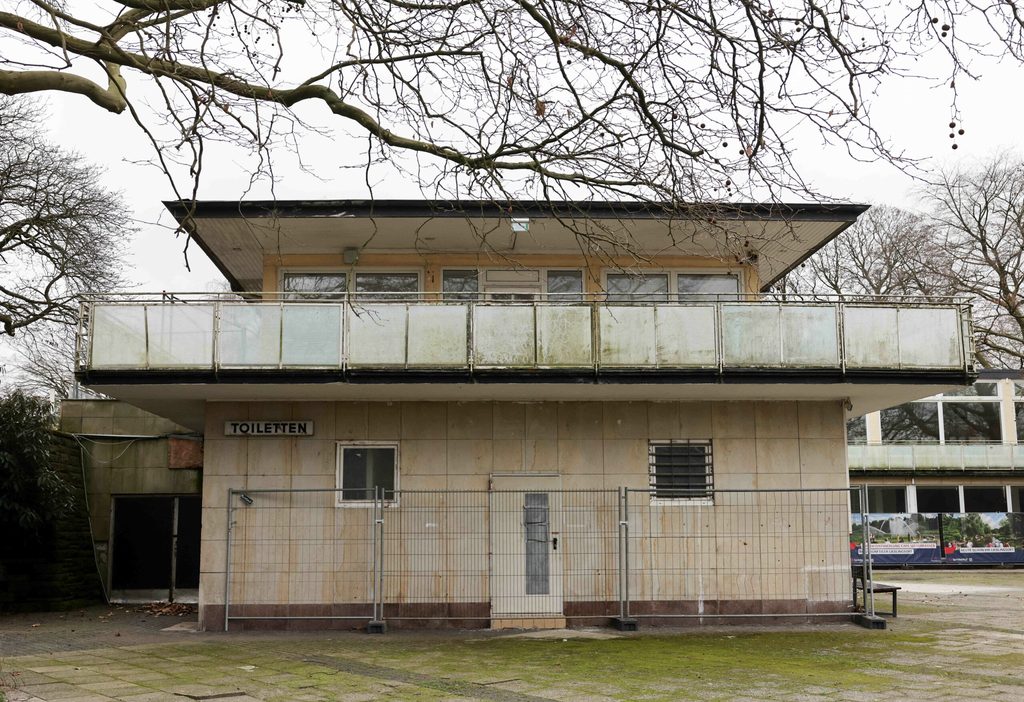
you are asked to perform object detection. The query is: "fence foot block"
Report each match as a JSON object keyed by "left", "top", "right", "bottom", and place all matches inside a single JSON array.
[
  {"left": 853, "top": 614, "right": 886, "bottom": 630},
  {"left": 367, "top": 620, "right": 387, "bottom": 634},
  {"left": 614, "top": 617, "right": 639, "bottom": 632}
]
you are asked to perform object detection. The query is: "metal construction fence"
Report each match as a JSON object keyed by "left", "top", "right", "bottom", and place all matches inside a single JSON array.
[{"left": 223, "top": 486, "right": 876, "bottom": 630}]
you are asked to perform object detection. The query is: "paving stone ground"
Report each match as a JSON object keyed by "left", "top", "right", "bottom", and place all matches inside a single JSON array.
[{"left": 2, "top": 571, "right": 1023, "bottom": 702}]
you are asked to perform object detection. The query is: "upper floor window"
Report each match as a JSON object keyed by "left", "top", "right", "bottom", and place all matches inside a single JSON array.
[
  {"left": 442, "top": 269, "right": 479, "bottom": 299},
  {"left": 878, "top": 398, "right": 1003, "bottom": 444},
  {"left": 942, "top": 402, "right": 1001, "bottom": 442},
  {"left": 354, "top": 272, "right": 419, "bottom": 300},
  {"left": 440, "top": 268, "right": 584, "bottom": 301},
  {"left": 847, "top": 416, "right": 867, "bottom": 443},
  {"left": 282, "top": 272, "right": 347, "bottom": 299},
  {"left": 677, "top": 273, "right": 740, "bottom": 299},
  {"left": 546, "top": 270, "right": 584, "bottom": 301},
  {"left": 281, "top": 270, "right": 420, "bottom": 300},
  {"left": 880, "top": 403, "right": 940, "bottom": 442},
  {"left": 605, "top": 271, "right": 740, "bottom": 302},
  {"left": 607, "top": 273, "right": 669, "bottom": 302}
]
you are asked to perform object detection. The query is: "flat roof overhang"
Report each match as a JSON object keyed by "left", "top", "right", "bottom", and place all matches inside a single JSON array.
[
  {"left": 849, "top": 469, "right": 1024, "bottom": 478},
  {"left": 80, "top": 370, "right": 973, "bottom": 433},
  {"left": 163, "top": 199, "right": 869, "bottom": 294}
]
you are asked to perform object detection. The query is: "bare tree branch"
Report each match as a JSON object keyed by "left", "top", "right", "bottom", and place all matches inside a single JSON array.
[{"left": 0, "top": 95, "right": 131, "bottom": 339}]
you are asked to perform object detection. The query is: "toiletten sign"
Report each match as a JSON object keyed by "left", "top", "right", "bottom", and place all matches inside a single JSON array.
[{"left": 225, "top": 421, "right": 314, "bottom": 436}]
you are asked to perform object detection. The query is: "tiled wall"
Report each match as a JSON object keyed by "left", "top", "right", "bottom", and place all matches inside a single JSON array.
[{"left": 199, "top": 399, "right": 849, "bottom": 625}]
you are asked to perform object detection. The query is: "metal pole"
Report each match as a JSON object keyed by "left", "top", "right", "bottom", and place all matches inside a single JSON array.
[
  {"left": 859, "top": 485, "right": 874, "bottom": 617},
  {"left": 223, "top": 489, "right": 235, "bottom": 632},
  {"left": 371, "top": 486, "right": 380, "bottom": 621},
  {"left": 618, "top": 486, "right": 626, "bottom": 620},
  {"left": 376, "top": 486, "right": 385, "bottom": 624},
  {"left": 618, "top": 487, "right": 626, "bottom": 618}
]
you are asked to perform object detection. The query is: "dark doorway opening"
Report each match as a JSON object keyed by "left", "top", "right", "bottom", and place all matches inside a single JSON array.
[{"left": 110, "top": 495, "right": 201, "bottom": 601}]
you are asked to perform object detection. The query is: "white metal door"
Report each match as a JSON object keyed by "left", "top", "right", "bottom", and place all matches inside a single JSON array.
[{"left": 490, "top": 474, "right": 563, "bottom": 616}]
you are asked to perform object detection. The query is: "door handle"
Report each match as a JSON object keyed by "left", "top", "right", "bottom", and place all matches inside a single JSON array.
[{"left": 552, "top": 537, "right": 558, "bottom": 551}]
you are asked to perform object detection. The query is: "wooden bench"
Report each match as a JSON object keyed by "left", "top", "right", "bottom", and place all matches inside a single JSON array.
[{"left": 852, "top": 573, "right": 901, "bottom": 617}]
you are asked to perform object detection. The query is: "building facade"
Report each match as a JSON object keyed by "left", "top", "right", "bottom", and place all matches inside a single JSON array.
[
  {"left": 74, "top": 200, "right": 976, "bottom": 630},
  {"left": 59, "top": 400, "right": 203, "bottom": 602},
  {"left": 848, "top": 372, "right": 1024, "bottom": 566}
]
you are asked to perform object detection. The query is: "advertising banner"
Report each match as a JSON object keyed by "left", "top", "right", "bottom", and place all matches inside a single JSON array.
[
  {"left": 940, "top": 513, "right": 1024, "bottom": 564},
  {"left": 851, "top": 513, "right": 942, "bottom": 565},
  {"left": 851, "top": 512, "right": 1024, "bottom": 565}
]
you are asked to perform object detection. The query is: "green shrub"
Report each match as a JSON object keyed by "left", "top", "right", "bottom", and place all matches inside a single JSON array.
[{"left": 0, "top": 390, "right": 73, "bottom": 533}]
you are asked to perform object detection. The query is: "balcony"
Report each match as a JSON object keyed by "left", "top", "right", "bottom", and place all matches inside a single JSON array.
[
  {"left": 849, "top": 443, "right": 1024, "bottom": 473},
  {"left": 76, "top": 293, "right": 974, "bottom": 382}
]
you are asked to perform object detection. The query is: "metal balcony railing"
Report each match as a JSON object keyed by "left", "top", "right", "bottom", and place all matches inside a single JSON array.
[
  {"left": 75, "top": 292, "right": 974, "bottom": 375},
  {"left": 849, "top": 442, "right": 1024, "bottom": 472}
]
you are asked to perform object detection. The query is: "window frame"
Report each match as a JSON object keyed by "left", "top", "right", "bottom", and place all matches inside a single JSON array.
[
  {"left": 278, "top": 267, "right": 423, "bottom": 299},
  {"left": 280, "top": 270, "right": 350, "bottom": 299},
  {"left": 601, "top": 268, "right": 744, "bottom": 302},
  {"left": 439, "top": 266, "right": 587, "bottom": 300},
  {"left": 335, "top": 441, "right": 400, "bottom": 508},
  {"left": 648, "top": 439, "right": 714, "bottom": 504},
  {"left": 352, "top": 270, "right": 422, "bottom": 300}
]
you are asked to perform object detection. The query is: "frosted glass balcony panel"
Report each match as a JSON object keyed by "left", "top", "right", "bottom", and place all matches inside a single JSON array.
[
  {"left": 90, "top": 305, "right": 147, "bottom": 367},
  {"left": 654, "top": 305, "right": 717, "bottom": 367},
  {"left": 781, "top": 306, "right": 840, "bottom": 366},
  {"left": 473, "top": 305, "right": 535, "bottom": 367},
  {"left": 407, "top": 305, "right": 468, "bottom": 367},
  {"left": 219, "top": 304, "right": 281, "bottom": 367},
  {"left": 599, "top": 306, "right": 656, "bottom": 366},
  {"left": 958, "top": 444, "right": 990, "bottom": 469},
  {"left": 843, "top": 307, "right": 899, "bottom": 368},
  {"left": 281, "top": 305, "right": 342, "bottom": 366},
  {"left": 886, "top": 445, "right": 915, "bottom": 469},
  {"left": 147, "top": 304, "right": 214, "bottom": 367},
  {"left": 913, "top": 444, "right": 949, "bottom": 469},
  {"left": 347, "top": 304, "right": 408, "bottom": 366},
  {"left": 536, "top": 305, "right": 592, "bottom": 366},
  {"left": 986, "top": 445, "right": 1015, "bottom": 469},
  {"left": 1011, "top": 446, "right": 1024, "bottom": 470},
  {"left": 898, "top": 308, "right": 963, "bottom": 368},
  {"left": 721, "top": 304, "right": 782, "bottom": 366}
]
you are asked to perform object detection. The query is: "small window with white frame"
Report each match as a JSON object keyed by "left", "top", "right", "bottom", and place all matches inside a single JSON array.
[
  {"left": 336, "top": 443, "right": 398, "bottom": 505},
  {"left": 649, "top": 440, "right": 713, "bottom": 499}
]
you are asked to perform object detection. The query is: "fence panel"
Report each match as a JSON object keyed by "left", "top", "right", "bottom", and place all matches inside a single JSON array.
[
  {"left": 226, "top": 488, "right": 376, "bottom": 627},
  {"left": 624, "top": 488, "right": 854, "bottom": 619},
  {"left": 378, "top": 489, "right": 621, "bottom": 622},
  {"left": 224, "top": 486, "right": 856, "bottom": 628}
]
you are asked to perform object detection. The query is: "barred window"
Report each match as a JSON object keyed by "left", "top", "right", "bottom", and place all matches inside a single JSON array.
[{"left": 649, "top": 440, "right": 713, "bottom": 499}]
